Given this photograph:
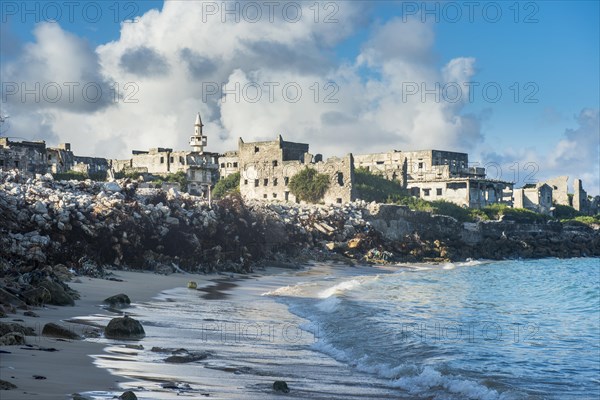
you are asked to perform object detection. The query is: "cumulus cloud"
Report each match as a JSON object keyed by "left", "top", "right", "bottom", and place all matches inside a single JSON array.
[
  {"left": 0, "top": 1, "right": 492, "bottom": 164},
  {"left": 119, "top": 46, "right": 170, "bottom": 77},
  {"left": 480, "top": 109, "right": 600, "bottom": 195}
]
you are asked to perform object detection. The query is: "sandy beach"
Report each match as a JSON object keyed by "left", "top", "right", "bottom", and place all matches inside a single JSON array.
[{"left": 0, "top": 270, "right": 213, "bottom": 400}]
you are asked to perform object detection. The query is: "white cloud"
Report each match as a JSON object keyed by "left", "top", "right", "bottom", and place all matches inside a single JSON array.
[{"left": 0, "top": 0, "right": 540, "bottom": 177}]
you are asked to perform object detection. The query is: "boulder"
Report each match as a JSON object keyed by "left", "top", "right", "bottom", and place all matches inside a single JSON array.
[
  {"left": 0, "top": 332, "right": 26, "bottom": 346},
  {"left": 0, "top": 322, "right": 35, "bottom": 336},
  {"left": 104, "top": 316, "right": 145, "bottom": 340},
  {"left": 103, "top": 294, "right": 131, "bottom": 308},
  {"left": 42, "top": 323, "right": 81, "bottom": 340},
  {"left": 118, "top": 390, "right": 137, "bottom": 400},
  {"left": 38, "top": 281, "right": 75, "bottom": 306},
  {"left": 0, "top": 379, "right": 17, "bottom": 390},
  {"left": 164, "top": 351, "right": 209, "bottom": 363},
  {"left": 103, "top": 182, "right": 122, "bottom": 193},
  {"left": 0, "top": 288, "right": 26, "bottom": 308},
  {"left": 273, "top": 380, "right": 290, "bottom": 393},
  {"left": 21, "top": 286, "right": 51, "bottom": 306}
]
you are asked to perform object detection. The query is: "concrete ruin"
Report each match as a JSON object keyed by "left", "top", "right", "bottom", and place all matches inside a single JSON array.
[
  {"left": 514, "top": 183, "right": 553, "bottom": 214},
  {"left": 218, "top": 150, "right": 240, "bottom": 180},
  {"left": 355, "top": 149, "right": 513, "bottom": 208},
  {"left": 1, "top": 137, "right": 108, "bottom": 176},
  {"left": 237, "top": 135, "right": 354, "bottom": 204},
  {"left": 112, "top": 113, "right": 219, "bottom": 196}
]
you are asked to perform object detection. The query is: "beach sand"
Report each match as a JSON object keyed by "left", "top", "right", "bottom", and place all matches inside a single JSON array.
[{"left": 0, "top": 270, "right": 213, "bottom": 400}]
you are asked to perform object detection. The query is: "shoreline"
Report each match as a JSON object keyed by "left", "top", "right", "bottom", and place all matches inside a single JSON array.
[{"left": 0, "top": 269, "right": 220, "bottom": 399}]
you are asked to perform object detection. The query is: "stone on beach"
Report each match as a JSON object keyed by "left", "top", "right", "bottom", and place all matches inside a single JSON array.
[
  {"left": 0, "top": 379, "right": 17, "bottom": 390},
  {"left": 104, "top": 315, "right": 145, "bottom": 339},
  {"left": 273, "top": 380, "right": 290, "bottom": 393},
  {"left": 0, "top": 332, "right": 26, "bottom": 346},
  {"left": 118, "top": 390, "right": 138, "bottom": 400},
  {"left": 42, "top": 322, "right": 82, "bottom": 340},
  {"left": 103, "top": 293, "right": 131, "bottom": 308},
  {"left": 0, "top": 322, "right": 35, "bottom": 337}
]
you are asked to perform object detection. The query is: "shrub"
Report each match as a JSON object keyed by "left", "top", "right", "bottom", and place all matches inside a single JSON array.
[
  {"left": 289, "top": 168, "right": 330, "bottom": 203},
  {"left": 53, "top": 171, "right": 89, "bottom": 181},
  {"left": 430, "top": 200, "right": 474, "bottom": 222},
  {"left": 213, "top": 172, "right": 240, "bottom": 199},
  {"left": 390, "top": 195, "right": 433, "bottom": 211},
  {"left": 354, "top": 167, "right": 406, "bottom": 203},
  {"left": 553, "top": 204, "right": 581, "bottom": 219}
]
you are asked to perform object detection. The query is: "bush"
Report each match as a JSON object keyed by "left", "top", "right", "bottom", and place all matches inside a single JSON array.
[
  {"left": 213, "top": 172, "right": 240, "bottom": 199},
  {"left": 152, "top": 171, "right": 189, "bottom": 192},
  {"left": 390, "top": 195, "right": 433, "bottom": 211},
  {"left": 431, "top": 200, "right": 474, "bottom": 223},
  {"left": 561, "top": 215, "right": 600, "bottom": 226},
  {"left": 354, "top": 167, "right": 406, "bottom": 203},
  {"left": 289, "top": 168, "right": 330, "bottom": 203},
  {"left": 53, "top": 171, "right": 89, "bottom": 181},
  {"left": 553, "top": 204, "right": 581, "bottom": 219},
  {"left": 478, "top": 203, "right": 548, "bottom": 223}
]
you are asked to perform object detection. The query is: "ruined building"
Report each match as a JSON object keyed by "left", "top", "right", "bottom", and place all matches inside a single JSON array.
[
  {"left": 355, "top": 149, "right": 513, "bottom": 208},
  {"left": 0, "top": 137, "right": 47, "bottom": 174},
  {"left": 1, "top": 137, "right": 108, "bottom": 176},
  {"left": 112, "top": 113, "right": 219, "bottom": 196},
  {"left": 236, "top": 135, "right": 354, "bottom": 204},
  {"left": 513, "top": 183, "right": 553, "bottom": 214},
  {"left": 219, "top": 150, "right": 240, "bottom": 179}
]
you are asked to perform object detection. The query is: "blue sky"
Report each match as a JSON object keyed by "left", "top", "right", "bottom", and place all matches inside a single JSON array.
[{"left": 1, "top": 1, "right": 599, "bottom": 193}]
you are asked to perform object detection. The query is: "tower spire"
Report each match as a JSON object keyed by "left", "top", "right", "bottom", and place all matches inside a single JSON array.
[{"left": 190, "top": 112, "right": 207, "bottom": 153}]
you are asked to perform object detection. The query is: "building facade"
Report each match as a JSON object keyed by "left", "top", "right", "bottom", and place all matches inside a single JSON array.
[
  {"left": 355, "top": 149, "right": 512, "bottom": 208},
  {"left": 237, "top": 135, "right": 354, "bottom": 204},
  {"left": 112, "top": 113, "right": 219, "bottom": 196},
  {"left": 514, "top": 183, "right": 553, "bottom": 214}
]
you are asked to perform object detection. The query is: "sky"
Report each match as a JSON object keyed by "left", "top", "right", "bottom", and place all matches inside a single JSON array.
[{"left": 1, "top": 0, "right": 599, "bottom": 194}]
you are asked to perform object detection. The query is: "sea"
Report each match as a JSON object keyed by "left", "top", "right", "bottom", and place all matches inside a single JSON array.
[{"left": 80, "top": 258, "right": 600, "bottom": 399}]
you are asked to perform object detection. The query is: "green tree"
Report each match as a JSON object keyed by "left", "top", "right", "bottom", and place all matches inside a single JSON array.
[
  {"left": 213, "top": 172, "right": 240, "bottom": 199},
  {"left": 289, "top": 168, "right": 330, "bottom": 203}
]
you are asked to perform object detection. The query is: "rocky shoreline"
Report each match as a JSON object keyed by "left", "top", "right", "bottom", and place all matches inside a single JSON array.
[{"left": 1, "top": 169, "right": 599, "bottom": 311}]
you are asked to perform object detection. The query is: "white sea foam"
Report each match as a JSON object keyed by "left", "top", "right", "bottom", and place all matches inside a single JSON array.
[{"left": 391, "top": 366, "right": 501, "bottom": 400}]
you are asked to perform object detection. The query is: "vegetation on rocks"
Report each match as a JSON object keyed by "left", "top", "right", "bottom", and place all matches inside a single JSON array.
[{"left": 289, "top": 168, "right": 330, "bottom": 203}]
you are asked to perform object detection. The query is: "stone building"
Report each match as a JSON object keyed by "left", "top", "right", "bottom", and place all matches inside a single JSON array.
[
  {"left": 237, "top": 135, "right": 354, "bottom": 204},
  {"left": 514, "top": 183, "right": 553, "bottom": 214},
  {"left": 112, "top": 113, "right": 219, "bottom": 196},
  {"left": 354, "top": 150, "right": 407, "bottom": 184},
  {"left": 0, "top": 137, "right": 47, "bottom": 174},
  {"left": 355, "top": 149, "right": 512, "bottom": 208},
  {"left": 47, "top": 143, "right": 109, "bottom": 176},
  {"left": 219, "top": 150, "right": 239, "bottom": 179}
]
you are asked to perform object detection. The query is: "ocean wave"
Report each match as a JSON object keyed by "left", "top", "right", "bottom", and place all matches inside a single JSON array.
[
  {"left": 317, "top": 276, "right": 379, "bottom": 299},
  {"left": 391, "top": 366, "right": 503, "bottom": 400}
]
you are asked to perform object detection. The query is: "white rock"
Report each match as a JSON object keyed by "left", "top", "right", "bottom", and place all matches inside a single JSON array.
[{"left": 103, "top": 182, "right": 122, "bottom": 193}]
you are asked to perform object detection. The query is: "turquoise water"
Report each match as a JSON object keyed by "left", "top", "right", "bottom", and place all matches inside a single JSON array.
[
  {"left": 270, "top": 258, "right": 600, "bottom": 399},
  {"left": 86, "top": 258, "right": 600, "bottom": 399}
]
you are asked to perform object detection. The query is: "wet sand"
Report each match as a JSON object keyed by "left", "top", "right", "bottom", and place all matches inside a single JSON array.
[{"left": 0, "top": 270, "right": 213, "bottom": 399}]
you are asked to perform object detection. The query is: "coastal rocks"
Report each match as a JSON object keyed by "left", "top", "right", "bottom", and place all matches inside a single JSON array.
[
  {"left": 118, "top": 391, "right": 137, "bottom": 400},
  {"left": 42, "top": 322, "right": 81, "bottom": 340},
  {"left": 0, "top": 332, "right": 26, "bottom": 345},
  {"left": 164, "top": 350, "right": 210, "bottom": 364},
  {"left": 38, "top": 280, "right": 75, "bottom": 306},
  {"left": 103, "top": 293, "right": 131, "bottom": 308},
  {"left": 0, "top": 379, "right": 17, "bottom": 390},
  {"left": 104, "top": 316, "right": 145, "bottom": 340},
  {"left": 273, "top": 381, "right": 290, "bottom": 393},
  {"left": 0, "top": 322, "right": 35, "bottom": 337}
]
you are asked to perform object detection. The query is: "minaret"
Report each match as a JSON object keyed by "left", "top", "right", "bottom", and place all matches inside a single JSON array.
[{"left": 190, "top": 112, "right": 207, "bottom": 153}]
